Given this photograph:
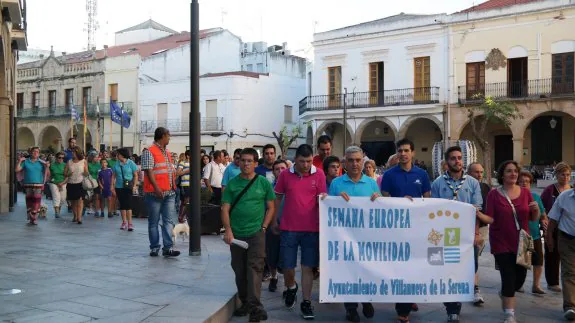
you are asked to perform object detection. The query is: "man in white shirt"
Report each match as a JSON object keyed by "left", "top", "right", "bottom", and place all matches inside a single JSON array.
[
  {"left": 546, "top": 188, "right": 575, "bottom": 320},
  {"left": 203, "top": 150, "right": 225, "bottom": 204}
]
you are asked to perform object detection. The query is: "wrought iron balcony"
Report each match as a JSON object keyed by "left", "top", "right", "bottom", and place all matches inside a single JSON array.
[
  {"left": 458, "top": 78, "right": 575, "bottom": 104},
  {"left": 140, "top": 118, "right": 224, "bottom": 134},
  {"left": 299, "top": 87, "right": 440, "bottom": 115},
  {"left": 16, "top": 102, "right": 133, "bottom": 120}
]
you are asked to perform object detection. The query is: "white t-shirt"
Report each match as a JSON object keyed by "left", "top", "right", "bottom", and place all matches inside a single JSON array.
[{"left": 202, "top": 161, "right": 225, "bottom": 188}]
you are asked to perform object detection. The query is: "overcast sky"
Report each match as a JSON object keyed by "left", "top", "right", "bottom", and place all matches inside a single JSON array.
[{"left": 27, "top": 0, "right": 478, "bottom": 54}]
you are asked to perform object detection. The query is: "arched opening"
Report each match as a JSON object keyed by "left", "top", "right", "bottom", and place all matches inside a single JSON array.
[
  {"left": 70, "top": 124, "right": 93, "bottom": 152},
  {"left": 459, "top": 116, "right": 513, "bottom": 170},
  {"left": 16, "top": 127, "right": 35, "bottom": 152},
  {"left": 39, "top": 126, "right": 63, "bottom": 153},
  {"left": 523, "top": 112, "right": 575, "bottom": 166},
  {"left": 359, "top": 120, "right": 396, "bottom": 166},
  {"left": 305, "top": 126, "right": 313, "bottom": 146},
  {"left": 403, "top": 118, "right": 443, "bottom": 171},
  {"left": 316, "top": 122, "right": 352, "bottom": 158}
]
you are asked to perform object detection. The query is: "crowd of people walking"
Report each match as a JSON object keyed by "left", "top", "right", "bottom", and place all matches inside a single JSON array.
[{"left": 14, "top": 129, "right": 575, "bottom": 323}]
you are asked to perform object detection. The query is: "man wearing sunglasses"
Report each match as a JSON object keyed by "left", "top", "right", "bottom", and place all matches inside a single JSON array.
[{"left": 222, "top": 148, "right": 243, "bottom": 192}]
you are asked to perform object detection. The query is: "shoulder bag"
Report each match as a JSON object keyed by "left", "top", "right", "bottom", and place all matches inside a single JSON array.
[
  {"left": 120, "top": 162, "right": 134, "bottom": 189},
  {"left": 229, "top": 175, "right": 259, "bottom": 215},
  {"left": 499, "top": 188, "right": 534, "bottom": 270}
]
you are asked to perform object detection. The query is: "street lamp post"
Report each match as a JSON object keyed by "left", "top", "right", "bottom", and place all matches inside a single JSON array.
[{"left": 189, "top": 0, "right": 202, "bottom": 256}]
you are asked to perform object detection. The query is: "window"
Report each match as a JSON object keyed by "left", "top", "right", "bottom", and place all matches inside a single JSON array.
[
  {"left": 157, "top": 103, "right": 168, "bottom": 124},
  {"left": 466, "top": 62, "right": 485, "bottom": 99},
  {"left": 414, "top": 56, "right": 431, "bottom": 103},
  {"left": 16, "top": 93, "right": 23, "bottom": 110},
  {"left": 284, "top": 105, "right": 293, "bottom": 123},
  {"left": 181, "top": 102, "right": 190, "bottom": 122},
  {"left": 65, "top": 89, "right": 74, "bottom": 108},
  {"left": 82, "top": 87, "right": 92, "bottom": 106},
  {"left": 257, "top": 63, "right": 264, "bottom": 73},
  {"left": 32, "top": 92, "right": 39, "bottom": 109},
  {"left": 246, "top": 64, "right": 253, "bottom": 72},
  {"left": 206, "top": 100, "right": 217, "bottom": 119},
  {"left": 48, "top": 90, "right": 56, "bottom": 108},
  {"left": 109, "top": 83, "right": 118, "bottom": 102},
  {"left": 369, "top": 62, "right": 384, "bottom": 106},
  {"left": 552, "top": 52, "right": 574, "bottom": 94},
  {"left": 328, "top": 66, "right": 342, "bottom": 108}
]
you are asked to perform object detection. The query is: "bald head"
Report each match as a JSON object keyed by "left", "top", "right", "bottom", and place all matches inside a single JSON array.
[
  {"left": 467, "top": 162, "right": 484, "bottom": 182},
  {"left": 386, "top": 154, "right": 399, "bottom": 168}
]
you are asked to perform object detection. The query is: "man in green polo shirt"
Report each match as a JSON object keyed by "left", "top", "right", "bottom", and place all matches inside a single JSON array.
[{"left": 222, "top": 147, "right": 275, "bottom": 323}]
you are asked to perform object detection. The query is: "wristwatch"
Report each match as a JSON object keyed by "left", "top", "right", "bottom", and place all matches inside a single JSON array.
[{"left": 261, "top": 226, "right": 267, "bottom": 232}]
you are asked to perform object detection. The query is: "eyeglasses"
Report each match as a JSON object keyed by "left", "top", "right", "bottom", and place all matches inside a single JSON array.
[{"left": 57, "top": 156, "right": 64, "bottom": 159}]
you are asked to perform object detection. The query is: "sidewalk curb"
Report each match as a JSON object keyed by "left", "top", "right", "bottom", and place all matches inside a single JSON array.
[{"left": 204, "top": 293, "right": 238, "bottom": 323}]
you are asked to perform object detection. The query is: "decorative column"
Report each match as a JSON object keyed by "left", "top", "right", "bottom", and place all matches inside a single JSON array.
[
  {"left": 0, "top": 97, "right": 13, "bottom": 213},
  {"left": 513, "top": 137, "right": 525, "bottom": 166}
]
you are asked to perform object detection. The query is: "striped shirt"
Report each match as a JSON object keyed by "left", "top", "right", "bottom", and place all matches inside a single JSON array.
[
  {"left": 141, "top": 142, "right": 175, "bottom": 197},
  {"left": 178, "top": 160, "right": 190, "bottom": 187}
]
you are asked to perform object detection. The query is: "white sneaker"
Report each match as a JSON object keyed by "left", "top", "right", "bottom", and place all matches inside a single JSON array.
[
  {"left": 565, "top": 309, "right": 575, "bottom": 320},
  {"left": 473, "top": 291, "right": 485, "bottom": 306},
  {"left": 504, "top": 313, "right": 517, "bottom": 323},
  {"left": 447, "top": 314, "right": 460, "bottom": 322}
]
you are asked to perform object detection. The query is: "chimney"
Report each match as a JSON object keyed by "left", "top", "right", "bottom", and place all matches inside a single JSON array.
[
  {"left": 282, "top": 42, "right": 288, "bottom": 50},
  {"left": 103, "top": 45, "right": 108, "bottom": 57},
  {"left": 62, "top": 52, "right": 66, "bottom": 56}
]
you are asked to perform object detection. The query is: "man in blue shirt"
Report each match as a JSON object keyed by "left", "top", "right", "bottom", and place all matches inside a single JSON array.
[
  {"left": 255, "top": 144, "right": 276, "bottom": 183},
  {"left": 328, "top": 146, "right": 380, "bottom": 323},
  {"left": 63, "top": 137, "right": 76, "bottom": 163},
  {"left": 222, "top": 148, "right": 242, "bottom": 191},
  {"left": 431, "top": 146, "right": 493, "bottom": 323},
  {"left": 380, "top": 138, "right": 431, "bottom": 323}
]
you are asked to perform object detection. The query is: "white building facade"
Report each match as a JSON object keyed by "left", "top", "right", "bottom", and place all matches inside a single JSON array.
[
  {"left": 139, "top": 31, "right": 307, "bottom": 155},
  {"left": 302, "top": 13, "right": 450, "bottom": 166}
]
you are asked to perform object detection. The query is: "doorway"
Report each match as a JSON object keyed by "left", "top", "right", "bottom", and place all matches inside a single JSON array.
[
  {"left": 507, "top": 57, "right": 527, "bottom": 98},
  {"left": 361, "top": 141, "right": 396, "bottom": 167},
  {"left": 494, "top": 135, "right": 513, "bottom": 169},
  {"left": 531, "top": 116, "right": 562, "bottom": 165}
]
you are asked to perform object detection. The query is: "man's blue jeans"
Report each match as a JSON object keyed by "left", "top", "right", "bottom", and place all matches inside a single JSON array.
[{"left": 146, "top": 194, "right": 176, "bottom": 251}]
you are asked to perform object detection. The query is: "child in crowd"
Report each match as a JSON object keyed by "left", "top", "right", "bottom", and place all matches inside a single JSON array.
[{"left": 98, "top": 159, "right": 114, "bottom": 218}]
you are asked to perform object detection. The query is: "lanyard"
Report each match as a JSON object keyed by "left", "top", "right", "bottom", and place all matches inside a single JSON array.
[{"left": 443, "top": 172, "right": 467, "bottom": 200}]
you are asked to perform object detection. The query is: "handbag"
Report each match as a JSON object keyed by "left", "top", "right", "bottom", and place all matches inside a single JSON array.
[
  {"left": 120, "top": 163, "right": 134, "bottom": 189},
  {"left": 82, "top": 175, "right": 98, "bottom": 191},
  {"left": 499, "top": 188, "right": 534, "bottom": 270}
]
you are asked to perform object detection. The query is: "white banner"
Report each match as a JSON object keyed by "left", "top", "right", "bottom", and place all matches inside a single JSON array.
[{"left": 319, "top": 196, "right": 476, "bottom": 303}]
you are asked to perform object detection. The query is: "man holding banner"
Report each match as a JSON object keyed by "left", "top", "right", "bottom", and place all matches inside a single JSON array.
[
  {"left": 328, "top": 146, "right": 380, "bottom": 322},
  {"left": 431, "top": 146, "right": 493, "bottom": 323},
  {"left": 380, "top": 138, "right": 431, "bottom": 323}
]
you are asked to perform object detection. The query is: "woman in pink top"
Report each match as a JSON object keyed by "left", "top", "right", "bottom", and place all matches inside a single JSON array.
[{"left": 485, "top": 160, "right": 540, "bottom": 323}]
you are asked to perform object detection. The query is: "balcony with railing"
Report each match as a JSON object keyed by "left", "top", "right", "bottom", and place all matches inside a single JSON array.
[
  {"left": 16, "top": 101, "right": 133, "bottom": 120},
  {"left": 140, "top": 118, "right": 224, "bottom": 134},
  {"left": 458, "top": 78, "right": 575, "bottom": 104},
  {"left": 299, "top": 87, "right": 440, "bottom": 115}
]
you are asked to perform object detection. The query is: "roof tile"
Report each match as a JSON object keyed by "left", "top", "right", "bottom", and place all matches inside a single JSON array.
[{"left": 461, "top": 0, "right": 541, "bottom": 13}]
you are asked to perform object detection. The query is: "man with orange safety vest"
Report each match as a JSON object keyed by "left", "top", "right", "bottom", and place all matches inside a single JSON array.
[{"left": 142, "top": 127, "right": 181, "bottom": 257}]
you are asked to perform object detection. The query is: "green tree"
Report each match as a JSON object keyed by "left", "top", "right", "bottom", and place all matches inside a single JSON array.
[
  {"left": 273, "top": 124, "right": 306, "bottom": 159},
  {"left": 466, "top": 96, "right": 521, "bottom": 184}
]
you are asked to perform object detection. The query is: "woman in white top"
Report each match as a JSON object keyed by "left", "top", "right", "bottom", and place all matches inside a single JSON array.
[{"left": 65, "top": 147, "right": 89, "bottom": 224}]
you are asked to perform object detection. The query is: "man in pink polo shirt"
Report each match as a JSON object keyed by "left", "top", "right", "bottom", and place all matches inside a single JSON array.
[{"left": 272, "top": 144, "right": 326, "bottom": 320}]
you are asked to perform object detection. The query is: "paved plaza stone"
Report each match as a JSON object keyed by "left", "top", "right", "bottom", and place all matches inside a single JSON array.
[
  {"left": 230, "top": 254, "right": 566, "bottom": 323},
  {"left": 0, "top": 191, "right": 567, "bottom": 323},
  {"left": 0, "top": 194, "right": 236, "bottom": 323}
]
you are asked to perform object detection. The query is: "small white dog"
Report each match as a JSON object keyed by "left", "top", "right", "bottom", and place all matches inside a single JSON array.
[
  {"left": 172, "top": 222, "right": 190, "bottom": 246},
  {"left": 38, "top": 204, "right": 48, "bottom": 218}
]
